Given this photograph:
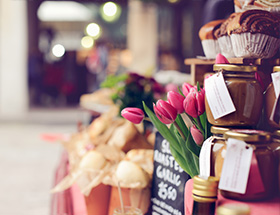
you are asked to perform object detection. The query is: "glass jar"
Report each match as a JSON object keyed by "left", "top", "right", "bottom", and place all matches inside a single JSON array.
[
  {"left": 271, "top": 130, "right": 280, "bottom": 196},
  {"left": 192, "top": 175, "right": 219, "bottom": 215},
  {"left": 265, "top": 66, "right": 280, "bottom": 129},
  {"left": 210, "top": 126, "right": 229, "bottom": 178},
  {"left": 205, "top": 64, "right": 263, "bottom": 127},
  {"left": 113, "top": 206, "right": 143, "bottom": 215},
  {"left": 216, "top": 203, "right": 251, "bottom": 215},
  {"left": 220, "top": 129, "right": 277, "bottom": 201}
]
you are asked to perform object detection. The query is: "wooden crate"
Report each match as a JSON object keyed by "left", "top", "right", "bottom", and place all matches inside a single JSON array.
[{"left": 184, "top": 58, "right": 280, "bottom": 87}]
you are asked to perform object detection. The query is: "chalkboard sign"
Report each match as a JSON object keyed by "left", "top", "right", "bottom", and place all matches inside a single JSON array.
[{"left": 150, "top": 132, "right": 190, "bottom": 215}]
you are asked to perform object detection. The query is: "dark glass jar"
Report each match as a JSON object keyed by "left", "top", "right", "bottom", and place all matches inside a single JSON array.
[
  {"left": 265, "top": 66, "right": 280, "bottom": 129},
  {"left": 192, "top": 175, "right": 219, "bottom": 215},
  {"left": 220, "top": 129, "right": 276, "bottom": 201},
  {"left": 210, "top": 126, "right": 229, "bottom": 178},
  {"left": 205, "top": 64, "right": 263, "bottom": 127},
  {"left": 271, "top": 130, "right": 280, "bottom": 196}
]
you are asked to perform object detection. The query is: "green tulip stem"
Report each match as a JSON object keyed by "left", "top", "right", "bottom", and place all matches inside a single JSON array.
[
  {"left": 196, "top": 117, "right": 204, "bottom": 137},
  {"left": 173, "top": 121, "right": 186, "bottom": 141}
]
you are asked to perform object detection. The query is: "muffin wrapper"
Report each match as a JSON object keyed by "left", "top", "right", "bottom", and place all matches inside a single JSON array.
[
  {"left": 231, "top": 33, "right": 280, "bottom": 58},
  {"left": 218, "top": 36, "right": 236, "bottom": 58},
  {"left": 201, "top": 39, "right": 221, "bottom": 59}
]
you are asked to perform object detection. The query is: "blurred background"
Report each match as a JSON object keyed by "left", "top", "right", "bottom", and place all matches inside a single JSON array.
[{"left": 0, "top": 0, "right": 233, "bottom": 214}]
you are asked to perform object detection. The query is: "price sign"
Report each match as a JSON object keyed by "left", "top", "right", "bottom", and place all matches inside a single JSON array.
[{"left": 150, "top": 133, "right": 190, "bottom": 215}]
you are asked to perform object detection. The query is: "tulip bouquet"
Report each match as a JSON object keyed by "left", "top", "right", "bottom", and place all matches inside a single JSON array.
[{"left": 121, "top": 82, "right": 211, "bottom": 178}]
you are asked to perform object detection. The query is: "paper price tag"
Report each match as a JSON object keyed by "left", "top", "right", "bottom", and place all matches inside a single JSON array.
[
  {"left": 205, "top": 72, "right": 236, "bottom": 120},
  {"left": 272, "top": 72, "right": 280, "bottom": 98},
  {"left": 218, "top": 138, "right": 253, "bottom": 194},
  {"left": 199, "top": 137, "right": 214, "bottom": 177}
]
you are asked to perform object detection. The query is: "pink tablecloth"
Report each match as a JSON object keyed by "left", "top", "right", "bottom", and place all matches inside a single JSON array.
[{"left": 185, "top": 179, "right": 280, "bottom": 215}]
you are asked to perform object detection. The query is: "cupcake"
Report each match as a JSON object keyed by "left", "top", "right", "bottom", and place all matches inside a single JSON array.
[
  {"left": 199, "top": 19, "right": 225, "bottom": 59},
  {"left": 254, "top": 0, "right": 280, "bottom": 14},
  {"left": 215, "top": 13, "right": 239, "bottom": 58},
  {"left": 227, "top": 9, "right": 280, "bottom": 58}
]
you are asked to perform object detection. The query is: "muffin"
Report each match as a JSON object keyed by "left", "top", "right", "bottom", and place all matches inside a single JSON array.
[
  {"left": 199, "top": 19, "right": 225, "bottom": 59},
  {"left": 254, "top": 0, "right": 280, "bottom": 14},
  {"left": 215, "top": 13, "right": 239, "bottom": 58},
  {"left": 227, "top": 9, "right": 280, "bottom": 58},
  {"left": 234, "top": 0, "right": 255, "bottom": 12}
]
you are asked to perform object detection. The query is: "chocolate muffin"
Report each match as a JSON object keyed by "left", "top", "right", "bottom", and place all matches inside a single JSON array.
[
  {"left": 227, "top": 9, "right": 280, "bottom": 58},
  {"left": 215, "top": 13, "right": 240, "bottom": 58},
  {"left": 198, "top": 19, "right": 225, "bottom": 59}
]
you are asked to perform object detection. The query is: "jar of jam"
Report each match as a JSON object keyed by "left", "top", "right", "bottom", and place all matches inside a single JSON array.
[
  {"left": 210, "top": 126, "right": 229, "bottom": 178},
  {"left": 220, "top": 129, "right": 276, "bottom": 201},
  {"left": 265, "top": 66, "right": 280, "bottom": 129},
  {"left": 205, "top": 64, "right": 263, "bottom": 127},
  {"left": 271, "top": 130, "right": 280, "bottom": 196}
]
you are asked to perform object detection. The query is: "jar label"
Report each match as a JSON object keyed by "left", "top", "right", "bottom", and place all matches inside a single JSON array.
[
  {"left": 272, "top": 72, "right": 280, "bottom": 98},
  {"left": 218, "top": 138, "right": 253, "bottom": 194},
  {"left": 205, "top": 72, "right": 236, "bottom": 120},
  {"left": 199, "top": 137, "right": 214, "bottom": 177}
]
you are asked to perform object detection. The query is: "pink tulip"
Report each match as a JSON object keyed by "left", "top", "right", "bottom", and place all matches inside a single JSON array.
[
  {"left": 190, "top": 125, "right": 204, "bottom": 146},
  {"left": 255, "top": 72, "right": 265, "bottom": 91},
  {"left": 183, "top": 89, "right": 205, "bottom": 118},
  {"left": 121, "top": 107, "right": 145, "bottom": 124},
  {"left": 167, "top": 91, "right": 185, "bottom": 114},
  {"left": 165, "top": 83, "right": 179, "bottom": 93},
  {"left": 182, "top": 82, "right": 195, "bottom": 97},
  {"left": 153, "top": 100, "right": 177, "bottom": 124},
  {"left": 215, "top": 53, "right": 230, "bottom": 64}
]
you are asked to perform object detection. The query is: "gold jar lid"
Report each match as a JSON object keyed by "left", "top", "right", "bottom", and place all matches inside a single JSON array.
[
  {"left": 272, "top": 130, "right": 280, "bottom": 140},
  {"left": 224, "top": 129, "right": 271, "bottom": 143},
  {"left": 216, "top": 203, "right": 250, "bottom": 215},
  {"left": 273, "top": 66, "right": 280, "bottom": 72},
  {"left": 192, "top": 175, "right": 219, "bottom": 202},
  {"left": 213, "top": 64, "right": 257, "bottom": 72},
  {"left": 211, "top": 126, "right": 230, "bottom": 135}
]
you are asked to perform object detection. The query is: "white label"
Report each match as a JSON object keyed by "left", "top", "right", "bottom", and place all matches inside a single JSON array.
[
  {"left": 205, "top": 72, "right": 236, "bottom": 120},
  {"left": 272, "top": 72, "right": 280, "bottom": 98},
  {"left": 218, "top": 138, "right": 253, "bottom": 194},
  {"left": 199, "top": 137, "right": 214, "bottom": 177}
]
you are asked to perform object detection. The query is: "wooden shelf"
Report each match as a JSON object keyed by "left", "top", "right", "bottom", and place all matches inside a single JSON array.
[{"left": 184, "top": 57, "right": 280, "bottom": 86}]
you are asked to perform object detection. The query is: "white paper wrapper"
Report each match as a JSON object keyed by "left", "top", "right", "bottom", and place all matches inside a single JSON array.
[
  {"left": 231, "top": 33, "right": 280, "bottom": 58},
  {"left": 217, "top": 36, "right": 236, "bottom": 58},
  {"left": 201, "top": 39, "right": 221, "bottom": 59}
]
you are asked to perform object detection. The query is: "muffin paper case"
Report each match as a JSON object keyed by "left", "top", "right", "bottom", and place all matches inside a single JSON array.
[
  {"left": 217, "top": 36, "right": 236, "bottom": 58},
  {"left": 201, "top": 39, "right": 221, "bottom": 59},
  {"left": 231, "top": 33, "right": 280, "bottom": 58}
]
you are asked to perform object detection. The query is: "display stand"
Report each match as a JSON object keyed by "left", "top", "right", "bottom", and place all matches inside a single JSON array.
[{"left": 184, "top": 57, "right": 280, "bottom": 86}]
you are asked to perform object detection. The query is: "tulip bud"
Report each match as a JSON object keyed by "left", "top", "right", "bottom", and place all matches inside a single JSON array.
[
  {"left": 215, "top": 53, "right": 230, "bottom": 64},
  {"left": 167, "top": 91, "right": 185, "bottom": 114},
  {"left": 190, "top": 125, "right": 204, "bottom": 146},
  {"left": 121, "top": 107, "right": 145, "bottom": 124},
  {"left": 183, "top": 89, "right": 205, "bottom": 118},
  {"left": 153, "top": 100, "right": 177, "bottom": 124},
  {"left": 182, "top": 83, "right": 194, "bottom": 97}
]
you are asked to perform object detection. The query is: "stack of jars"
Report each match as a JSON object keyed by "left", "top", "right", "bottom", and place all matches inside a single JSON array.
[{"left": 205, "top": 64, "right": 280, "bottom": 201}]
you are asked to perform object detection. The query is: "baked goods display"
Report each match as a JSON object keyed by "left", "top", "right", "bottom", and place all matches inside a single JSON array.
[
  {"left": 199, "top": 19, "right": 225, "bottom": 59},
  {"left": 199, "top": 9, "right": 280, "bottom": 59}
]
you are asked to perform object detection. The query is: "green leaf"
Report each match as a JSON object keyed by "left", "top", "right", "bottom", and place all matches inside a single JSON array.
[
  {"left": 175, "top": 114, "right": 189, "bottom": 138},
  {"left": 196, "top": 81, "right": 201, "bottom": 92},
  {"left": 185, "top": 131, "right": 201, "bottom": 158},
  {"left": 170, "top": 124, "right": 199, "bottom": 177}
]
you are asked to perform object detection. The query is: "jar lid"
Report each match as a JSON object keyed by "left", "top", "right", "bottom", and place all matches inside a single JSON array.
[
  {"left": 211, "top": 126, "right": 230, "bottom": 135},
  {"left": 216, "top": 203, "right": 251, "bottom": 215},
  {"left": 192, "top": 175, "right": 219, "bottom": 201},
  {"left": 213, "top": 64, "right": 257, "bottom": 72},
  {"left": 224, "top": 129, "right": 271, "bottom": 142},
  {"left": 272, "top": 130, "right": 280, "bottom": 139},
  {"left": 273, "top": 66, "right": 280, "bottom": 72}
]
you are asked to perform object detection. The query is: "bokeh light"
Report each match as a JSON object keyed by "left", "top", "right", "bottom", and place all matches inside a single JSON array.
[
  {"left": 81, "top": 36, "right": 94, "bottom": 49},
  {"left": 52, "top": 44, "right": 65, "bottom": 58},
  {"left": 100, "top": 2, "right": 121, "bottom": 22},
  {"left": 86, "top": 23, "right": 101, "bottom": 39}
]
